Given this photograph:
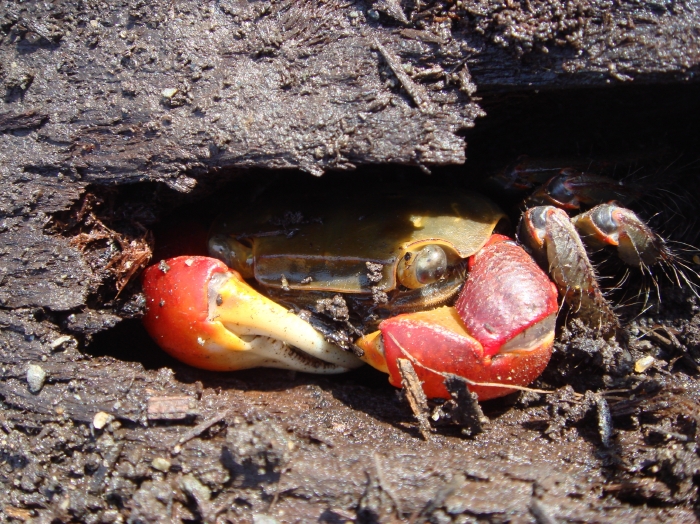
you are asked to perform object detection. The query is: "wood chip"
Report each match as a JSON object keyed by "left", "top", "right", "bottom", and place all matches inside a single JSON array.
[
  {"left": 147, "top": 395, "right": 198, "bottom": 421},
  {"left": 3, "top": 506, "right": 33, "bottom": 521},
  {"left": 396, "top": 358, "right": 431, "bottom": 440},
  {"left": 635, "top": 355, "right": 655, "bottom": 373},
  {"left": 443, "top": 374, "right": 489, "bottom": 436}
]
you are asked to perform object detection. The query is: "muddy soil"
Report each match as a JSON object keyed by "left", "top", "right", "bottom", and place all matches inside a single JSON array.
[{"left": 1, "top": 1, "right": 700, "bottom": 523}]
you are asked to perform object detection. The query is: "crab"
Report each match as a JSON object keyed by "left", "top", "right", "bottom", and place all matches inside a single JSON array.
[{"left": 142, "top": 172, "right": 671, "bottom": 401}]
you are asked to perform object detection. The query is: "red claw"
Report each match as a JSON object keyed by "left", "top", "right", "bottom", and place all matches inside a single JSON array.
[
  {"left": 456, "top": 235, "right": 557, "bottom": 360},
  {"left": 143, "top": 256, "right": 363, "bottom": 372},
  {"left": 357, "top": 237, "right": 558, "bottom": 400},
  {"left": 142, "top": 256, "right": 232, "bottom": 369}
]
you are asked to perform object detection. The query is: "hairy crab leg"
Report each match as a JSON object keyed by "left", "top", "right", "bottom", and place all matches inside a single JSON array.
[
  {"left": 524, "top": 170, "right": 641, "bottom": 210},
  {"left": 520, "top": 203, "right": 674, "bottom": 331},
  {"left": 142, "top": 256, "right": 363, "bottom": 373},
  {"left": 357, "top": 236, "right": 559, "bottom": 401},
  {"left": 571, "top": 203, "right": 668, "bottom": 267},
  {"left": 519, "top": 206, "right": 619, "bottom": 330}
]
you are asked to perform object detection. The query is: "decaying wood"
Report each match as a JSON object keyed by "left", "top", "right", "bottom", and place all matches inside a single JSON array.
[
  {"left": 442, "top": 374, "right": 489, "bottom": 437},
  {"left": 1, "top": 1, "right": 700, "bottom": 522},
  {"left": 1, "top": 0, "right": 699, "bottom": 316}
]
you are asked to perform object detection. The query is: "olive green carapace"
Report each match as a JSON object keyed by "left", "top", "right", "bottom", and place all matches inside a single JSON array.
[{"left": 211, "top": 189, "right": 506, "bottom": 293}]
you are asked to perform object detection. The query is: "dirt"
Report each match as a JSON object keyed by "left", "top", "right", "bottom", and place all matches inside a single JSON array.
[
  {"left": 2, "top": 323, "right": 700, "bottom": 522},
  {"left": 2, "top": 1, "right": 700, "bottom": 523}
]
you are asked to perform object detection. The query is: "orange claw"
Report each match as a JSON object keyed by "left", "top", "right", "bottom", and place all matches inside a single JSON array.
[
  {"left": 356, "top": 237, "right": 558, "bottom": 400},
  {"left": 142, "top": 256, "right": 362, "bottom": 373}
]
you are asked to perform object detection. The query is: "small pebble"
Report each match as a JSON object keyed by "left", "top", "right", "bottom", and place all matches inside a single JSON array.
[
  {"left": 151, "top": 457, "right": 171, "bottom": 472},
  {"left": 93, "top": 411, "right": 115, "bottom": 430},
  {"left": 253, "top": 515, "right": 281, "bottom": 524},
  {"left": 161, "top": 88, "right": 178, "bottom": 99},
  {"left": 26, "top": 364, "right": 47, "bottom": 393},
  {"left": 50, "top": 335, "right": 73, "bottom": 350},
  {"left": 635, "top": 355, "right": 655, "bottom": 373},
  {"left": 180, "top": 474, "right": 211, "bottom": 501},
  {"left": 101, "top": 509, "right": 121, "bottom": 523}
]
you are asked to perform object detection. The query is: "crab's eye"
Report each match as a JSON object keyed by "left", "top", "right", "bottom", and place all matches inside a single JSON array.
[{"left": 397, "top": 244, "right": 447, "bottom": 289}]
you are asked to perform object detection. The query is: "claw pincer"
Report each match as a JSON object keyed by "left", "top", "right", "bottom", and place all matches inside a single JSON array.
[
  {"left": 357, "top": 236, "right": 558, "bottom": 400},
  {"left": 142, "top": 256, "right": 363, "bottom": 373}
]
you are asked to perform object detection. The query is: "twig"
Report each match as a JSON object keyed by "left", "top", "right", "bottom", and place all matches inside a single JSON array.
[
  {"left": 396, "top": 359, "right": 432, "bottom": 440},
  {"left": 373, "top": 37, "right": 432, "bottom": 112},
  {"left": 595, "top": 393, "right": 613, "bottom": 448},
  {"left": 172, "top": 410, "right": 230, "bottom": 453}
]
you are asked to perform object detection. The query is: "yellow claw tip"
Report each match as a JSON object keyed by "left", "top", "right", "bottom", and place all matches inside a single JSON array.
[{"left": 356, "top": 330, "right": 389, "bottom": 374}]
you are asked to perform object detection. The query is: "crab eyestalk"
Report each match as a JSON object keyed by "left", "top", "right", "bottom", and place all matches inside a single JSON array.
[
  {"left": 142, "top": 256, "right": 363, "bottom": 373},
  {"left": 357, "top": 236, "right": 559, "bottom": 401}
]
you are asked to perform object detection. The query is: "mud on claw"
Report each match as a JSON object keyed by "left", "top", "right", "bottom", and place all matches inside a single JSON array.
[{"left": 141, "top": 179, "right": 677, "bottom": 401}]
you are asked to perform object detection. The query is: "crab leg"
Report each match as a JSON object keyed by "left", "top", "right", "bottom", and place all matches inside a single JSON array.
[
  {"left": 519, "top": 203, "right": 672, "bottom": 331},
  {"left": 357, "top": 236, "right": 559, "bottom": 401},
  {"left": 519, "top": 206, "right": 619, "bottom": 330},
  {"left": 142, "top": 256, "right": 363, "bottom": 373},
  {"left": 571, "top": 203, "right": 667, "bottom": 267}
]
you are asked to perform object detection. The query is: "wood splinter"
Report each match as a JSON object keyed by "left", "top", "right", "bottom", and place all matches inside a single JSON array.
[{"left": 396, "top": 358, "right": 432, "bottom": 440}]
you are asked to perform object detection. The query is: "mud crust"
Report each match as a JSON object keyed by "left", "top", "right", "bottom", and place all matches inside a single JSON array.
[{"left": 1, "top": 1, "right": 700, "bottom": 523}]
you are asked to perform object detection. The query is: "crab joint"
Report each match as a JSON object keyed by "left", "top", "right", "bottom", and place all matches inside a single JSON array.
[{"left": 142, "top": 256, "right": 363, "bottom": 373}]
